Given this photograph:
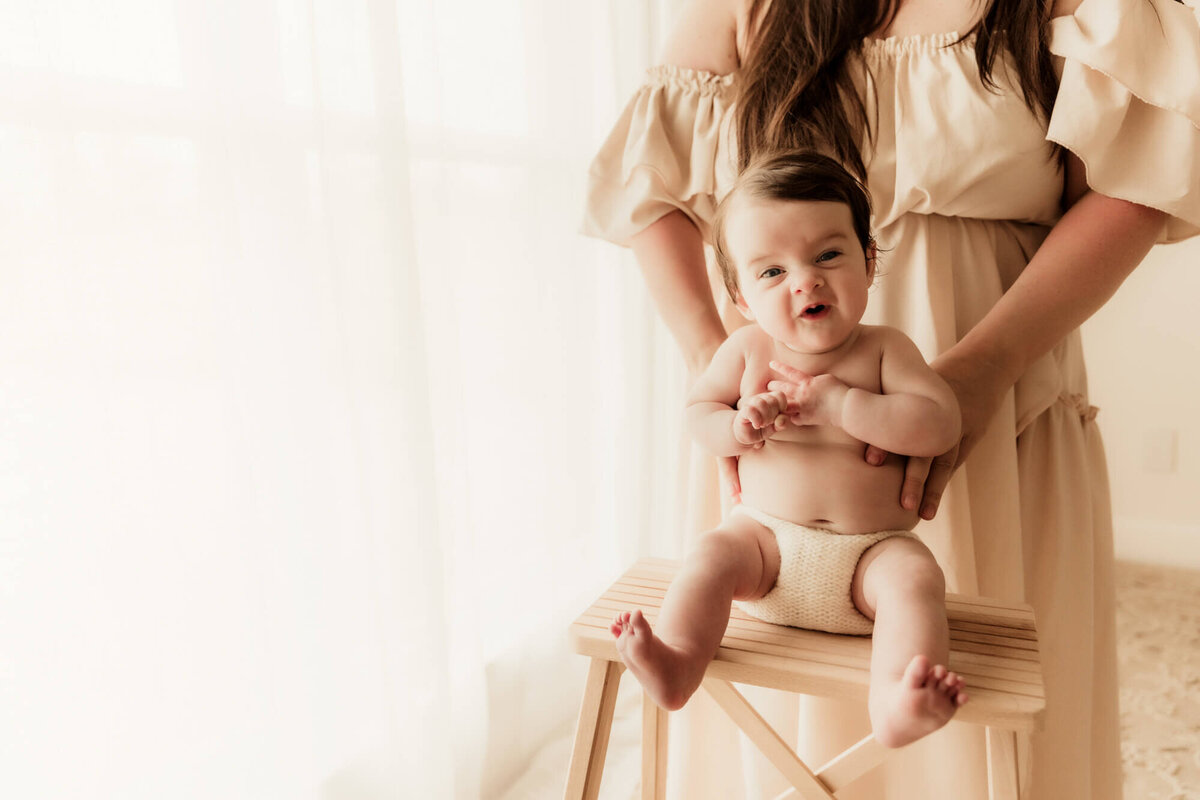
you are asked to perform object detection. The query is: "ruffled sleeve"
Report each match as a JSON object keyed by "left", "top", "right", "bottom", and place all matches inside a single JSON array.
[
  {"left": 1047, "top": 0, "right": 1200, "bottom": 243},
  {"left": 582, "top": 65, "right": 736, "bottom": 247}
]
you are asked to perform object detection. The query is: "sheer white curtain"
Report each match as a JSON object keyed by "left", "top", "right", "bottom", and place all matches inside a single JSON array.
[{"left": 0, "top": 2, "right": 688, "bottom": 798}]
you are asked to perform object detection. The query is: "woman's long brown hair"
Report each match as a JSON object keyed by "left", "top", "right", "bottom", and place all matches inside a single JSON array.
[{"left": 736, "top": 0, "right": 1059, "bottom": 177}]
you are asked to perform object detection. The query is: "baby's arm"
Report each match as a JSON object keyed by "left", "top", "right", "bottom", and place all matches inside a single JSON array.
[
  {"left": 839, "top": 329, "right": 960, "bottom": 457},
  {"left": 685, "top": 331, "right": 787, "bottom": 457},
  {"left": 770, "top": 330, "right": 960, "bottom": 457}
]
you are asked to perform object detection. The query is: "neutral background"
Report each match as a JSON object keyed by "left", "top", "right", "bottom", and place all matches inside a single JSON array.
[
  {"left": 1084, "top": 236, "right": 1200, "bottom": 570},
  {"left": 0, "top": 1, "right": 693, "bottom": 798}
]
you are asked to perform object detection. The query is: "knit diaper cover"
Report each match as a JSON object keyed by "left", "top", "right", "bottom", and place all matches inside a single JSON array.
[{"left": 732, "top": 504, "right": 918, "bottom": 635}]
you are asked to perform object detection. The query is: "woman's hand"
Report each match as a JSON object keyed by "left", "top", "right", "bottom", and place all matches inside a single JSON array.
[
  {"left": 687, "top": 339, "right": 743, "bottom": 504},
  {"left": 718, "top": 456, "right": 742, "bottom": 505},
  {"left": 864, "top": 348, "right": 1011, "bottom": 519}
]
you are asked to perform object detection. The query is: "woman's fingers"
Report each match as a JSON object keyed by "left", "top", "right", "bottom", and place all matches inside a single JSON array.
[
  {"left": 718, "top": 456, "right": 741, "bottom": 504},
  {"left": 919, "top": 445, "right": 960, "bottom": 520},
  {"left": 863, "top": 444, "right": 888, "bottom": 466},
  {"left": 899, "top": 456, "right": 934, "bottom": 511}
]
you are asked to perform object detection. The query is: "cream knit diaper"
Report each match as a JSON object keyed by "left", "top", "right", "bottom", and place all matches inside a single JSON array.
[{"left": 732, "top": 504, "right": 918, "bottom": 635}]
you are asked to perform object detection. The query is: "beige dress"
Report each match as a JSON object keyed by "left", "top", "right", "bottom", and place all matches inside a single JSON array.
[{"left": 583, "top": 0, "right": 1200, "bottom": 797}]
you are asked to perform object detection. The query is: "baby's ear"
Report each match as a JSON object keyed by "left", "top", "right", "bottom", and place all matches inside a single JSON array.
[{"left": 866, "top": 240, "right": 878, "bottom": 280}]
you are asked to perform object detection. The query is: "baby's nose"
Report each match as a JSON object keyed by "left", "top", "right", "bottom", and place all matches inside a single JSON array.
[{"left": 791, "top": 271, "right": 823, "bottom": 293}]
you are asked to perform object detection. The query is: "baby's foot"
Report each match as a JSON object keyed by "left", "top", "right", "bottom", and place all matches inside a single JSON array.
[
  {"left": 609, "top": 610, "right": 705, "bottom": 711},
  {"left": 869, "top": 654, "right": 969, "bottom": 748}
]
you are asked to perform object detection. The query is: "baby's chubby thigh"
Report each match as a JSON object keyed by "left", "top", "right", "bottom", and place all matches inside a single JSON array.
[
  {"left": 850, "top": 536, "right": 945, "bottom": 621},
  {"left": 690, "top": 510, "right": 782, "bottom": 602}
]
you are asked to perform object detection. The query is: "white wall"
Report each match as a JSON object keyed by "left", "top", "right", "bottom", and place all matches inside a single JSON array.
[{"left": 1082, "top": 235, "right": 1200, "bottom": 568}]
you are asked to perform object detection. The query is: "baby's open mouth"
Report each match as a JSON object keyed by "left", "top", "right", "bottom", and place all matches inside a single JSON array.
[{"left": 803, "top": 304, "right": 829, "bottom": 317}]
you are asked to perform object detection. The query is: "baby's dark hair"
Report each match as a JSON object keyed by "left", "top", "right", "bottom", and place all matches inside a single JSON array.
[{"left": 712, "top": 150, "right": 875, "bottom": 301}]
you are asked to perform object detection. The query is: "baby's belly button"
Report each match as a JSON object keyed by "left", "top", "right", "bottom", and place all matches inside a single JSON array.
[{"left": 743, "top": 465, "right": 901, "bottom": 514}]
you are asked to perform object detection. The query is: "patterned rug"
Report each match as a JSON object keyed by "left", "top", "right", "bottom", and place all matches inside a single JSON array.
[{"left": 1116, "top": 560, "right": 1200, "bottom": 800}]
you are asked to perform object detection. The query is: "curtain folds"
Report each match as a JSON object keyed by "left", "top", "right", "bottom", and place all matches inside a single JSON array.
[{"left": 0, "top": 1, "right": 686, "bottom": 798}]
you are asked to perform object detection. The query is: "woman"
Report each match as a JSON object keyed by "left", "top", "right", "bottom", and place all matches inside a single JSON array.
[{"left": 583, "top": 0, "right": 1199, "bottom": 797}]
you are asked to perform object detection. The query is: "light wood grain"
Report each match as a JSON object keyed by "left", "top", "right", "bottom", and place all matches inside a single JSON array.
[
  {"left": 702, "top": 678, "right": 837, "bottom": 800},
  {"left": 564, "top": 659, "right": 624, "bottom": 800},
  {"left": 566, "top": 559, "right": 1043, "bottom": 799},
  {"left": 570, "top": 559, "right": 1046, "bottom": 731},
  {"left": 641, "top": 694, "right": 668, "bottom": 800},
  {"left": 814, "top": 733, "right": 889, "bottom": 793},
  {"left": 986, "top": 727, "right": 1021, "bottom": 800}
]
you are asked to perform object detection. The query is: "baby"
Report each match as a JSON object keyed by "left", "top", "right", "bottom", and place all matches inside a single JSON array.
[{"left": 611, "top": 151, "right": 968, "bottom": 748}]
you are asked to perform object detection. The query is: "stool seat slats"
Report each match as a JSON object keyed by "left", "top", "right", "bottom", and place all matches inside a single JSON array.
[{"left": 565, "top": 558, "right": 1044, "bottom": 800}]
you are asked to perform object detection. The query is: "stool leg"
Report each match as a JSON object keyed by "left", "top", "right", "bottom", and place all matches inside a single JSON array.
[
  {"left": 702, "top": 678, "right": 836, "bottom": 800},
  {"left": 641, "top": 692, "right": 668, "bottom": 800},
  {"left": 565, "top": 659, "right": 624, "bottom": 800},
  {"left": 986, "top": 727, "right": 1020, "bottom": 800}
]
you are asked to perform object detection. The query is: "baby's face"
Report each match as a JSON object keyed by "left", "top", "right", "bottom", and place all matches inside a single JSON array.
[{"left": 726, "top": 197, "right": 874, "bottom": 355}]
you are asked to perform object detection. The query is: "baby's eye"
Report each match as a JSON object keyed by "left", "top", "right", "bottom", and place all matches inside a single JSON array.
[
  {"left": 759, "top": 267, "right": 783, "bottom": 279},
  {"left": 816, "top": 250, "right": 841, "bottom": 264}
]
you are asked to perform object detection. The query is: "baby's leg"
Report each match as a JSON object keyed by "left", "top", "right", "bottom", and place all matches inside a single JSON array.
[
  {"left": 611, "top": 513, "right": 780, "bottom": 710},
  {"left": 852, "top": 537, "right": 968, "bottom": 748}
]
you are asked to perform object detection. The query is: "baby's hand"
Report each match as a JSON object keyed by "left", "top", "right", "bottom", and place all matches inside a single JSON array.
[
  {"left": 732, "top": 390, "right": 790, "bottom": 448},
  {"left": 767, "top": 361, "right": 849, "bottom": 428}
]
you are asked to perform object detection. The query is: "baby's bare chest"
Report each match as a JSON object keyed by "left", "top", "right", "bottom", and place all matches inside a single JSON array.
[{"left": 737, "top": 337, "right": 884, "bottom": 399}]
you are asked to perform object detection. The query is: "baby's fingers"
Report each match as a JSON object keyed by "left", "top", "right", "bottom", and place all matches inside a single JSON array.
[
  {"left": 769, "top": 360, "right": 812, "bottom": 383},
  {"left": 766, "top": 381, "right": 801, "bottom": 404},
  {"left": 748, "top": 392, "right": 787, "bottom": 428},
  {"left": 743, "top": 400, "right": 769, "bottom": 428},
  {"left": 735, "top": 416, "right": 766, "bottom": 443},
  {"left": 765, "top": 389, "right": 789, "bottom": 417}
]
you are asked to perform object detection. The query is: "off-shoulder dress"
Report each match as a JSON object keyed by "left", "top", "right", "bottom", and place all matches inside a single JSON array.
[{"left": 583, "top": 0, "right": 1199, "bottom": 797}]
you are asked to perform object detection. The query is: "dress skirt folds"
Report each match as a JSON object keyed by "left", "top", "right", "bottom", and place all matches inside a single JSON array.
[{"left": 582, "top": 0, "right": 1200, "bottom": 797}]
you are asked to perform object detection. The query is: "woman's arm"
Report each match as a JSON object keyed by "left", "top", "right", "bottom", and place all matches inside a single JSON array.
[
  {"left": 914, "top": 153, "right": 1166, "bottom": 518},
  {"left": 627, "top": 0, "right": 743, "bottom": 375},
  {"left": 630, "top": 211, "right": 729, "bottom": 376},
  {"left": 955, "top": 161, "right": 1162, "bottom": 388},
  {"left": 629, "top": 0, "right": 751, "bottom": 500}
]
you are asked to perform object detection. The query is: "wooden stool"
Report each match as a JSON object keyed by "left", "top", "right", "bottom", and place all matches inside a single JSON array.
[{"left": 564, "top": 558, "right": 1044, "bottom": 800}]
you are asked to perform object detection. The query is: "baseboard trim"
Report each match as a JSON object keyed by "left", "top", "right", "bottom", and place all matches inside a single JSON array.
[{"left": 1113, "top": 517, "right": 1200, "bottom": 570}]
